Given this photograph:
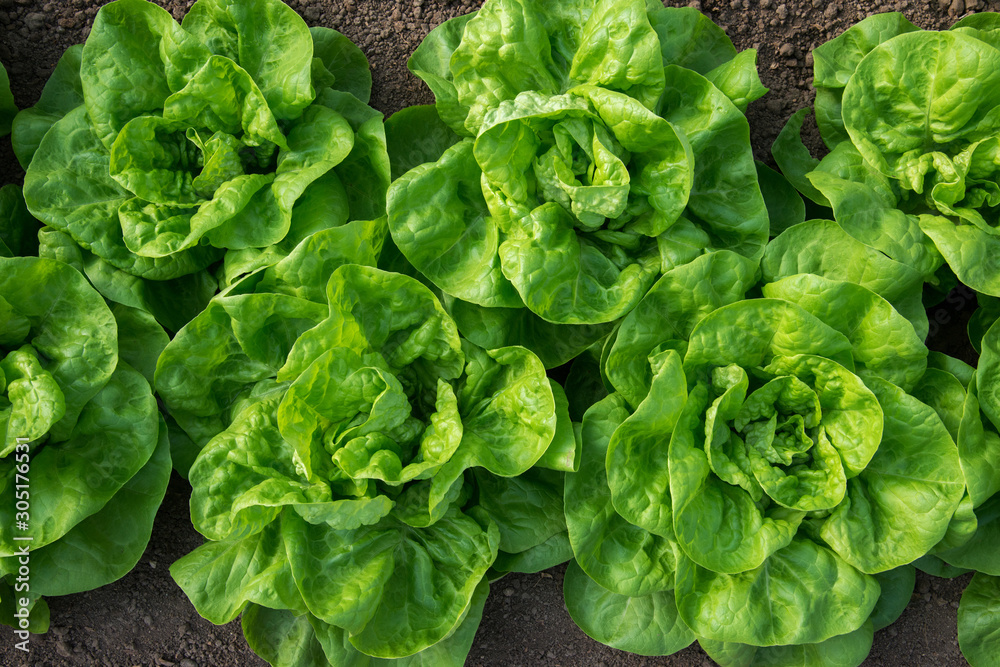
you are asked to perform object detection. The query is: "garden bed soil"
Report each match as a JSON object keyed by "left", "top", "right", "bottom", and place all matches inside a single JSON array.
[{"left": 0, "top": 0, "right": 993, "bottom": 665}]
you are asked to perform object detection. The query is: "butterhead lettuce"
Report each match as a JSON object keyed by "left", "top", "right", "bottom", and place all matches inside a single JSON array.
[
  {"left": 15, "top": 0, "right": 389, "bottom": 333},
  {"left": 563, "top": 253, "right": 967, "bottom": 664},
  {"left": 163, "top": 264, "right": 569, "bottom": 664},
  {"left": 388, "top": 0, "right": 768, "bottom": 329},
  {"left": 0, "top": 256, "right": 169, "bottom": 632}
]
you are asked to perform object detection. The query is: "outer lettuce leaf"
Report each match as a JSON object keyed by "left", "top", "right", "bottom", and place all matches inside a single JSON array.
[
  {"left": 647, "top": 6, "right": 737, "bottom": 74},
  {"left": 180, "top": 0, "right": 314, "bottom": 120},
  {"left": 563, "top": 560, "right": 694, "bottom": 656},
  {"left": 241, "top": 578, "right": 489, "bottom": 667},
  {"left": 654, "top": 65, "right": 768, "bottom": 268},
  {"left": 387, "top": 140, "right": 522, "bottom": 309},
  {"left": 564, "top": 394, "right": 679, "bottom": 598},
  {"left": 675, "top": 539, "right": 879, "bottom": 647},
  {"left": 762, "top": 220, "right": 929, "bottom": 339},
  {"left": 443, "top": 295, "right": 613, "bottom": 369},
  {"left": 807, "top": 143, "right": 943, "bottom": 283},
  {"left": 11, "top": 45, "right": 83, "bottom": 169},
  {"left": 811, "top": 12, "right": 920, "bottom": 148},
  {"left": 171, "top": 518, "right": 310, "bottom": 625},
  {"left": 981, "top": 318, "right": 1000, "bottom": 432},
  {"left": 383, "top": 105, "right": 462, "bottom": 181},
  {"left": 771, "top": 109, "right": 830, "bottom": 207},
  {"left": 282, "top": 508, "right": 497, "bottom": 658},
  {"left": 21, "top": 417, "right": 170, "bottom": 596},
  {"left": 310, "top": 27, "right": 372, "bottom": 104},
  {"left": 156, "top": 293, "right": 328, "bottom": 451},
  {"left": 958, "top": 573, "right": 1000, "bottom": 667},
  {"left": 761, "top": 274, "right": 927, "bottom": 391},
  {"left": 819, "top": 376, "right": 965, "bottom": 574},
  {"left": 699, "top": 623, "right": 874, "bottom": 667}
]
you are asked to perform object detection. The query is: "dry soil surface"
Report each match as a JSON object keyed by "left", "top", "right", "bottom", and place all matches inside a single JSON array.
[{"left": 0, "top": 0, "right": 994, "bottom": 665}]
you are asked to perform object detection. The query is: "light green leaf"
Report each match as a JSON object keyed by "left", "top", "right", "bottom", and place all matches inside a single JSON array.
[
  {"left": 657, "top": 65, "right": 769, "bottom": 262},
  {"left": 821, "top": 376, "right": 965, "bottom": 574},
  {"left": 699, "top": 622, "right": 874, "bottom": 667},
  {"left": 606, "top": 250, "right": 757, "bottom": 408},
  {"left": 811, "top": 12, "right": 920, "bottom": 147},
  {"left": 181, "top": 0, "right": 314, "bottom": 120},
  {"left": 762, "top": 274, "right": 927, "bottom": 391},
  {"left": 171, "top": 519, "right": 308, "bottom": 625},
  {"left": 282, "top": 507, "right": 498, "bottom": 658},
  {"left": 568, "top": 0, "right": 665, "bottom": 110},
  {"left": 443, "top": 295, "right": 613, "bottom": 370},
  {"left": 648, "top": 6, "right": 737, "bottom": 74},
  {"left": 705, "top": 49, "right": 768, "bottom": 113},
  {"left": 387, "top": 140, "right": 521, "bottom": 309},
  {"left": 311, "top": 26, "right": 372, "bottom": 103},
  {"left": 675, "top": 538, "right": 880, "bottom": 646},
  {"left": 565, "top": 394, "right": 679, "bottom": 597},
  {"left": 564, "top": 560, "right": 695, "bottom": 656},
  {"left": 958, "top": 573, "right": 1000, "bottom": 667},
  {"left": 762, "top": 220, "right": 928, "bottom": 339},
  {"left": 82, "top": 0, "right": 209, "bottom": 147},
  {"left": 11, "top": 45, "right": 83, "bottom": 169},
  {"left": 607, "top": 349, "right": 685, "bottom": 538}
]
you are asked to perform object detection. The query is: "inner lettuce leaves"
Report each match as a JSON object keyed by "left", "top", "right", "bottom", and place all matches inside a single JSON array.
[
  {"left": 0, "top": 256, "right": 168, "bottom": 632},
  {"left": 15, "top": 0, "right": 389, "bottom": 333},
  {"left": 388, "top": 0, "right": 768, "bottom": 327},
  {"left": 164, "top": 265, "right": 572, "bottom": 662}
]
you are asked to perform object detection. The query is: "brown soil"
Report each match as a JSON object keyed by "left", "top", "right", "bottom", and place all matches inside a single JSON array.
[{"left": 0, "top": 0, "right": 993, "bottom": 665}]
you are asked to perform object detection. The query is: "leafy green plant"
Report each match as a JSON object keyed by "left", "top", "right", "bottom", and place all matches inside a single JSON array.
[
  {"left": 14, "top": 0, "right": 388, "bottom": 333},
  {"left": 387, "top": 0, "right": 768, "bottom": 343},
  {"left": 775, "top": 12, "right": 1000, "bottom": 299},
  {"left": 160, "top": 259, "right": 574, "bottom": 664},
  {"left": 0, "top": 256, "right": 169, "bottom": 632},
  {"left": 562, "top": 249, "right": 968, "bottom": 664}
]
